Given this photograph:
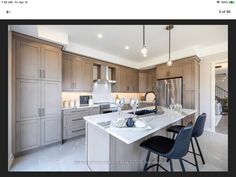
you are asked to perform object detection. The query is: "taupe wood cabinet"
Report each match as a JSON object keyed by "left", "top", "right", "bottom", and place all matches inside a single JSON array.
[
  {"left": 147, "top": 69, "right": 156, "bottom": 92},
  {"left": 16, "top": 38, "right": 62, "bottom": 81},
  {"left": 156, "top": 63, "right": 182, "bottom": 79},
  {"left": 83, "top": 59, "right": 93, "bottom": 91},
  {"left": 156, "top": 56, "right": 200, "bottom": 125},
  {"left": 62, "top": 52, "right": 93, "bottom": 92},
  {"left": 112, "top": 66, "right": 139, "bottom": 92},
  {"left": 13, "top": 33, "right": 62, "bottom": 153},
  {"left": 62, "top": 107, "right": 100, "bottom": 141},
  {"left": 16, "top": 119, "right": 41, "bottom": 152},
  {"left": 139, "top": 68, "right": 156, "bottom": 92},
  {"left": 138, "top": 71, "right": 147, "bottom": 92},
  {"left": 182, "top": 58, "right": 200, "bottom": 125}
]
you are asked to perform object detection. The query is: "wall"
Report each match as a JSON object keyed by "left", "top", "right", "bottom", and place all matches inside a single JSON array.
[
  {"left": 8, "top": 28, "right": 13, "bottom": 168},
  {"left": 62, "top": 91, "right": 154, "bottom": 107},
  {"left": 92, "top": 84, "right": 113, "bottom": 103},
  {"left": 199, "top": 54, "right": 227, "bottom": 131}
]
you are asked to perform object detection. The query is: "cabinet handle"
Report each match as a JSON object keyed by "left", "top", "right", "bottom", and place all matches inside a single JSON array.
[
  {"left": 42, "top": 108, "right": 45, "bottom": 116},
  {"left": 71, "top": 110, "right": 87, "bottom": 113},
  {"left": 39, "top": 69, "right": 42, "bottom": 78},
  {"left": 38, "top": 108, "right": 41, "bottom": 116},
  {"left": 72, "top": 118, "right": 83, "bottom": 121},
  {"left": 43, "top": 70, "right": 45, "bottom": 78},
  {"left": 72, "top": 129, "right": 85, "bottom": 133}
]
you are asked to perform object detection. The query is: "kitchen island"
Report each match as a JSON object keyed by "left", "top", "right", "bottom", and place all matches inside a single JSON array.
[{"left": 84, "top": 107, "right": 197, "bottom": 171}]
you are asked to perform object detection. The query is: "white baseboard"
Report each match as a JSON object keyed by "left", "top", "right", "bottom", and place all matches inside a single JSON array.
[
  {"left": 215, "top": 114, "right": 222, "bottom": 126},
  {"left": 8, "top": 153, "right": 14, "bottom": 170}
]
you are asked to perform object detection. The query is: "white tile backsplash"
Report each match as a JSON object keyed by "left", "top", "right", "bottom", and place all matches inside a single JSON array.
[{"left": 92, "top": 83, "right": 114, "bottom": 103}]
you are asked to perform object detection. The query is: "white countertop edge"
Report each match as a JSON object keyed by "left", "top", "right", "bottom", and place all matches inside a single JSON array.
[{"left": 84, "top": 107, "right": 197, "bottom": 144}]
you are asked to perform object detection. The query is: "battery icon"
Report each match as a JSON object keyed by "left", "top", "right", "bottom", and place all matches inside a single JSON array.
[{"left": 229, "top": 1, "right": 235, "bottom": 3}]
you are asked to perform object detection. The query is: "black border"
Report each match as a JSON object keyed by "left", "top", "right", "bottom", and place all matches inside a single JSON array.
[{"left": 0, "top": 20, "right": 236, "bottom": 177}]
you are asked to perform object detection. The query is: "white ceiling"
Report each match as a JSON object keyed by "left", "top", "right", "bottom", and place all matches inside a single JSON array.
[{"left": 39, "top": 25, "right": 228, "bottom": 62}]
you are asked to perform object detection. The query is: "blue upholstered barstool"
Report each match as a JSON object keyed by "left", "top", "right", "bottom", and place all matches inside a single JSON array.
[
  {"left": 166, "top": 113, "right": 207, "bottom": 171},
  {"left": 140, "top": 124, "right": 194, "bottom": 172}
]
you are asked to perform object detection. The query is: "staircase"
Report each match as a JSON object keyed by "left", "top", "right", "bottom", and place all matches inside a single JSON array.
[
  {"left": 216, "top": 86, "right": 228, "bottom": 99},
  {"left": 215, "top": 86, "right": 228, "bottom": 112}
]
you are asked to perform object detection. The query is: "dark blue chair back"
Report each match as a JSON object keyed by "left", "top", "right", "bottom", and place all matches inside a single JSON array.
[
  {"left": 192, "top": 113, "right": 206, "bottom": 137},
  {"left": 166, "top": 124, "right": 194, "bottom": 159}
]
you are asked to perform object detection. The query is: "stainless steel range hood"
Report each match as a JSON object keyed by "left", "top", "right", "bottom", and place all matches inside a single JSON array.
[{"left": 93, "top": 65, "right": 116, "bottom": 84}]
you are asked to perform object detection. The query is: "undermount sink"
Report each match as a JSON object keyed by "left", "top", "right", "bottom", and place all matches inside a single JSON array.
[{"left": 128, "top": 109, "right": 156, "bottom": 116}]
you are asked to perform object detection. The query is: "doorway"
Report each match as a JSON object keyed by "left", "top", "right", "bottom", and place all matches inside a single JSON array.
[{"left": 214, "top": 61, "right": 228, "bottom": 134}]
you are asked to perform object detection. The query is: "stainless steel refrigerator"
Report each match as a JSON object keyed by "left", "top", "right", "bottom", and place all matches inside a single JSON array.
[{"left": 156, "top": 77, "right": 183, "bottom": 107}]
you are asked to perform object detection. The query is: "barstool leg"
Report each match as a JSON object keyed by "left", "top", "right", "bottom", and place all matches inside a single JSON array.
[
  {"left": 194, "top": 137, "right": 205, "bottom": 164},
  {"left": 167, "top": 133, "right": 176, "bottom": 163},
  {"left": 144, "top": 151, "right": 151, "bottom": 171},
  {"left": 191, "top": 138, "right": 199, "bottom": 171},
  {"left": 179, "top": 159, "right": 185, "bottom": 172},
  {"left": 169, "top": 159, "right": 173, "bottom": 172},
  {"left": 157, "top": 155, "right": 160, "bottom": 172},
  {"left": 172, "top": 133, "right": 176, "bottom": 139}
]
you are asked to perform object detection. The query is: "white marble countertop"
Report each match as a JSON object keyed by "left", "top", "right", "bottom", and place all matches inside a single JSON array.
[{"left": 84, "top": 106, "right": 197, "bottom": 144}]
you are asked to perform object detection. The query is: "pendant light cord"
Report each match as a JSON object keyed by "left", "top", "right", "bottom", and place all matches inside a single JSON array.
[
  {"left": 143, "top": 25, "right": 145, "bottom": 47},
  {"left": 169, "top": 26, "right": 171, "bottom": 60}
]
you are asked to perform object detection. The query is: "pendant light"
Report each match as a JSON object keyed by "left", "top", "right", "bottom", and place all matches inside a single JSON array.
[
  {"left": 141, "top": 25, "right": 148, "bottom": 57},
  {"left": 166, "top": 25, "right": 174, "bottom": 66}
]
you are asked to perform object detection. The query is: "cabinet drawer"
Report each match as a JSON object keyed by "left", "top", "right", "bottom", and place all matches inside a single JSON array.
[
  {"left": 63, "top": 109, "right": 90, "bottom": 115},
  {"left": 63, "top": 127, "right": 85, "bottom": 139},
  {"left": 64, "top": 115, "right": 85, "bottom": 128}
]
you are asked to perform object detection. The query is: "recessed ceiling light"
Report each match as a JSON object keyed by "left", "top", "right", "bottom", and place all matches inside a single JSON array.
[
  {"left": 97, "top": 33, "right": 103, "bottom": 39},
  {"left": 124, "top": 46, "right": 130, "bottom": 50}
]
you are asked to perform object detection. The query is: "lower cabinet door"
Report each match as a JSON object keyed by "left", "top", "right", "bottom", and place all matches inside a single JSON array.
[
  {"left": 41, "top": 117, "right": 61, "bottom": 145},
  {"left": 16, "top": 119, "right": 41, "bottom": 152}
]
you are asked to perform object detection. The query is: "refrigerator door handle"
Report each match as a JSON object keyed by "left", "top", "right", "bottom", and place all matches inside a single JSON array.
[{"left": 165, "top": 83, "right": 168, "bottom": 107}]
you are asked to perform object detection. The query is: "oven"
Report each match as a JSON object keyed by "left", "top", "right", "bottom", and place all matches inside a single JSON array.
[{"left": 97, "top": 103, "right": 118, "bottom": 114}]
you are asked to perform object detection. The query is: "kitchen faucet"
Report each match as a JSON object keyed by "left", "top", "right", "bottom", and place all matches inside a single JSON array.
[{"left": 144, "top": 91, "right": 158, "bottom": 114}]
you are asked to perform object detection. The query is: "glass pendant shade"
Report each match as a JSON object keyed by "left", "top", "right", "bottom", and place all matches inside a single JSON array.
[
  {"left": 167, "top": 60, "right": 173, "bottom": 66},
  {"left": 141, "top": 46, "right": 148, "bottom": 57}
]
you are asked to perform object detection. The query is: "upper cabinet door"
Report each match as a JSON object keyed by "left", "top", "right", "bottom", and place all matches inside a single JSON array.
[
  {"left": 182, "top": 61, "right": 194, "bottom": 91},
  {"left": 83, "top": 59, "right": 93, "bottom": 91},
  {"left": 62, "top": 53, "right": 74, "bottom": 90},
  {"left": 169, "top": 65, "right": 182, "bottom": 78},
  {"left": 41, "top": 81, "right": 61, "bottom": 118},
  {"left": 16, "top": 79, "right": 41, "bottom": 121},
  {"left": 42, "top": 46, "right": 62, "bottom": 82},
  {"left": 156, "top": 67, "right": 169, "bottom": 79},
  {"left": 112, "top": 66, "right": 120, "bottom": 92},
  {"left": 16, "top": 39, "right": 41, "bottom": 80},
  {"left": 74, "top": 56, "right": 84, "bottom": 90},
  {"left": 139, "top": 72, "right": 147, "bottom": 92},
  {"left": 147, "top": 69, "right": 156, "bottom": 91}
]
